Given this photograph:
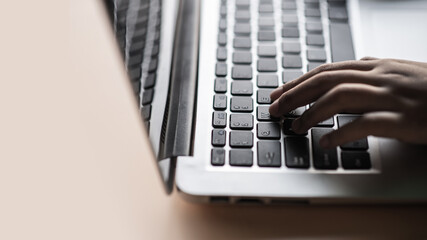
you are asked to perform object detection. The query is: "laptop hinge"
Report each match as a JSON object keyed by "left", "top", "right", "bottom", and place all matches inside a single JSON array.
[{"left": 159, "top": 0, "right": 200, "bottom": 159}]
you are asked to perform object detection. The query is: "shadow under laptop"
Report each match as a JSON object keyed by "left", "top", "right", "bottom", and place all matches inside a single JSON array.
[{"left": 172, "top": 196, "right": 427, "bottom": 239}]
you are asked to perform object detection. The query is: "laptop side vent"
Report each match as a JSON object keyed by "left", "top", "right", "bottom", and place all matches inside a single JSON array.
[{"left": 160, "top": 99, "right": 169, "bottom": 146}]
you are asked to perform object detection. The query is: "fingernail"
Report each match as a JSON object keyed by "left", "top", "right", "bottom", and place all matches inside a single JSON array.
[
  {"left": 319, "top": 136, "right": 330, "bottom": 149},
  {"left": 269, "top": 101, "right": 279, "bottom": 116}
]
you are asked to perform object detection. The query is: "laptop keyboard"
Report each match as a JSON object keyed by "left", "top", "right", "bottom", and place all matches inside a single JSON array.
[
  {"left": 109, "top": 0, "right": 162, "bottom": 131},
  {"left": 211, "top": 0, "right": 372, "bottom": 170}
]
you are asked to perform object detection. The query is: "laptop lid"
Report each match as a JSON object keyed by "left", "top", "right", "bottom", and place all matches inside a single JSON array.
[{"left": 102, "top": 0, "right": 201, "bottom": 193}]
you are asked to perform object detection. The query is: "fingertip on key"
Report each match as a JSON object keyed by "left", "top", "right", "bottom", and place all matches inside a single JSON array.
[
  {"left": 269, "top": 100, "right": 279, "bottom": 116},
  {"left": 270, "top": 86, "right": 283, "bottom": 102}
]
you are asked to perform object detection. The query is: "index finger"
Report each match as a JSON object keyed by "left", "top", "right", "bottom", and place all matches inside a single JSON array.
[{"left": 270, "top": 60, "right": 377, "bottom": 101}]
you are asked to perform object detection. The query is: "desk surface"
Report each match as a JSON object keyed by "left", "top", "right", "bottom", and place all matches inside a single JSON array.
[{"left": 0, "top": 0, "right": 426, "bottom": 239}]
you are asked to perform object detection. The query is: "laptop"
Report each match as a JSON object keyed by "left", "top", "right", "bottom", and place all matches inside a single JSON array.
[{"left": 103, "top": 0, "right": 427, "bottom": 204}]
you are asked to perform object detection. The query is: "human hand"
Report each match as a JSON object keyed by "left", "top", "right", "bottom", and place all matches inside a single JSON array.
[{"left": 269, "top": 57, "right": 427, "bottom": 148}]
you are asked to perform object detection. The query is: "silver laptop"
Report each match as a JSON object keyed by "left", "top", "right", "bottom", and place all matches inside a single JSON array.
[{"left": 104, "top": 0, "right": 427, "bottom": 204}]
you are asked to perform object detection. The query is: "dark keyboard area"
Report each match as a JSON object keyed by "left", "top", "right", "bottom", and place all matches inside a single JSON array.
[
  {"left": 211, "top": 0, "right": 371, "bottom": 171},
  {"left": 107, "top": 0, "right": 162, "bottom": 131}
]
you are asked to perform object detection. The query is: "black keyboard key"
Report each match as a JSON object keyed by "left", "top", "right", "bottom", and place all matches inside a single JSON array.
[
  {"left": 230, "top": 131, "right": 253, "bottom": 147},
  {"left": 212, "top": 129, "right": 226, "bottom": 147},
  {"left": 258, "top": 141, "right": 281, "bottom": 167},
  {"left": 329, "top": 22, "right": 355, "bottom": 62},
  {"left": 282, "top": 27, "right": 300, "bottom": 38},
  {"left": 257, "top": 122, "right": 281, "bottom": 139},
  {"left": 257, "top": 106, "right": 277, "bottom": 121},
  {"left": 307, "top": 49, "right": 327, "bottom": 62},
  {"left": 141, "top": 105, "right": 151, "bottom": 120},
  {"left": 231, "top": 81, "right": 253, "bottom": 95},
  {"left": 328, "top": 7, "right": 348, "bottom": 21},
  {"left": 307, "top": 62, "right": 323, "bottom": 72},
  {"left": 217, "top": 47, "right": 227, "bottom": 61},
  {"left": 232, "top": 51, "right": 252, "bottom": 64},
  {"left": 282, "top": 41, "right": 301, "bottom": 54},
  {"left": 231, "top": 97, "right": 253, "bottom": 112},
  {"left": 131, "top": 81, "right": 141, "bottom": 95},
  {"left": 257, "top": 45, "right": 276, "bottom": 57},
  {"left": 214, "top": 78, "right": 227, "bottom": 93},
  {"left": 283, "top": 118, "right": 307, "bottom": 135},
  {"left": 144, "top": 73, "right": 156, "bottom": 89},
  {"left": 213, "top": 94, "right": 227, "bottom": 110},
  {"left": 211, "top": 148, "right": 225, "bottom": 166},
  {"left": 282, "top": 55, "right": 302, "bottom": 68},
  {"left": 257, "top": 74, "right": 278, "bottom": 88},
  {"left": 148, "top": 58, "right": 158, "bottom": 73},
  {"left": 233, "top": 37, "right": 252, "bottom": 48},
  {"left": 259, "top": 4, "right": 274, "bottom": 13},
  {"left": 129, "top": 67, "right": 141, "bottom": 81},
  {"left": 220, "top": 4, "right": 227, "bottom": 17},
  {"left": 282, "top": 2, "right": 297, "bottom": 10},
  {"left": 236, "top": 0, "right": 250, "bottom": 9},
  {"left": 212, "top": 111, "right": 227, "bottom": 128},
  {"left": 142, "top": 88, "right": 154, "bottom": 105},
  {"left": 151, "top": 43, "right": 160, "bottom": 57},
  {"left": 232, "top": 65, "right": 252, "bottom": 79},
  {"left": 235, "top": 10, "right": 251, "bottom": 22},
  {"left": 230, "top": 114, "right": 253, "bottom": 130},
  {"left": 337, "top": 116, "right": 369, "bottom": 150},
  {"left": 257, "top": 89, "right": 273, "bottom": 104},
  {"left": 306, "top": 22, "right": 323, "bottom": 33},
  {"left": 311, "top": 128, "right": 338, "bottom": 169},
  {"left": 282, "top": 70, "right": 303, "bottom": 83},
  {"left": 259, "top": 17, "right": 275, "bottom": 29},
  {"left": 215, "top": 62, "right": 227, "bottom": 77},
  {"left": 219, "top": 18, "right": 227, "bottom": 32},
  {"left": 282, "top": 15, "right": 299, "bottom": 27},
  {"left": 306, "top": 34, "right": 325, "bottom": 46},
  {"left": 129, "top": 41, "right": 145, "bottom": 56},
  {"left": 305, "top": 8, "right": 321, "bottom": 17},
  {"left": 327, "top": 0, "right": 347, "bottom": 4},
  {"left": 234, "top": 23, "right": 251, "bottom": 35},
  {"left": 341, "top": 152, "right": 371, "bottom": 170},
  {"left": 258, "top": 31, "right": 276, "bottom": 41},
  {"left": 284, "top": 137, "right": 310, "bottom": 168},
  {"left": 230, "top": 149, "right": 253, "bottom": 166},
  {"left": 257, "top": 59, "right": 277, "bottom": 72},
  {"left": 316, "top": 117, "right": 334, "bottom": 127},
  {"left": 132, "top": 28, "right": 147, "bottom": 42},
  {"left": 218, "top": 32, "right": 227, "bottom": 46},
  {"left": 128, "top": 54, "right": 143, "bottom": 67}
]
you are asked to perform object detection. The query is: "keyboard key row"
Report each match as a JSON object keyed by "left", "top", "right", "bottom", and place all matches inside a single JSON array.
[
  {"left": 214, "top": 75, "right": 278, "bottom": 94},
  {"left": 211, "top": 127, "right": 371, "bottom": 169},
  {"left": 211, "top": 141, "right": 282, "bottom": 168},
  {"left": 212, "top": 137, "right": 371, "bottom": 169},
  {"left": 214, "top": 94, "right": 275, "bottom": 110}
]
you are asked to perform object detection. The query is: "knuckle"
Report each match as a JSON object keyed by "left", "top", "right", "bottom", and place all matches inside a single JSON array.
[
  {"left": 375, "top": 59, "right": 398, "bottom": 73},
  {"left": 317, "top": 63, "right": 333, "bottom": 73},
  {"left": 331, "top": 85, "right": 352, "bottom": 103},
  {"left": 310, "top": 72, "right": 334, "bottom": 89}
]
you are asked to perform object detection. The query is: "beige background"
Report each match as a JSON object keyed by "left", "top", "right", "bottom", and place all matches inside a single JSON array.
[{"left": 0, "top": 0, "right": 426, "bottom": 239}]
